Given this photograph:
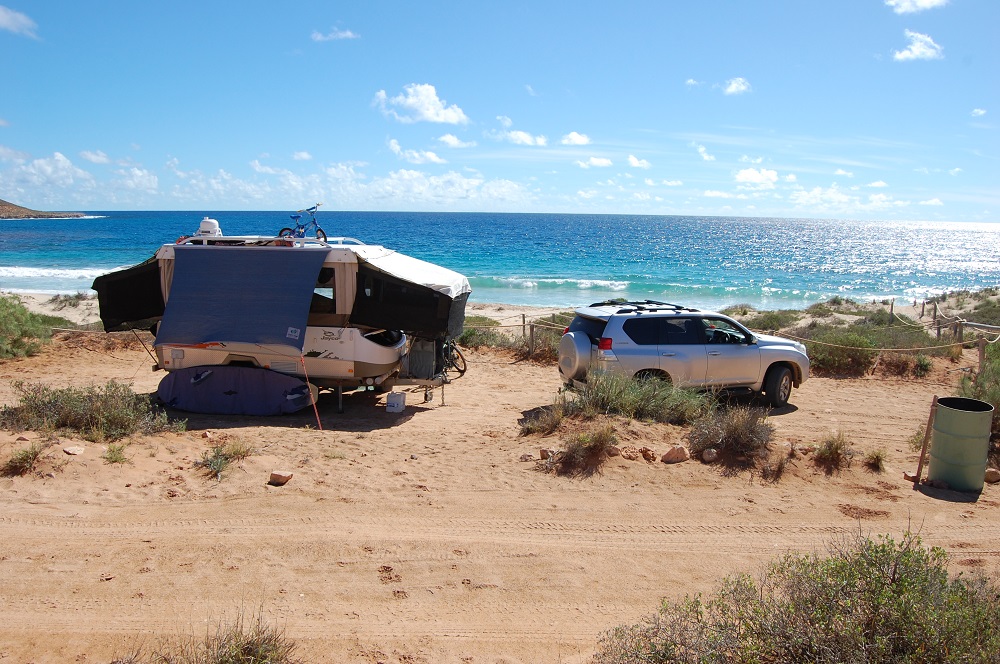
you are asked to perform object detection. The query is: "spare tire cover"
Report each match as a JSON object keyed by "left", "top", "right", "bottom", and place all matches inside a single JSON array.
[{"left": 558, "top": 331, "right": 592, "bottom": 380}]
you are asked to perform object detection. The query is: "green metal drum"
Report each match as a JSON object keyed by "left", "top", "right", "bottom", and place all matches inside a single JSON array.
[{"left": 927, "top": 397, "right": 995, "bottom": 492}]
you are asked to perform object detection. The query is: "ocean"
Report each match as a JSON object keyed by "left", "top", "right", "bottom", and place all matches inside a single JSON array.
[{"left": 1, "top": 211, "right": 998, "bottom": 311}]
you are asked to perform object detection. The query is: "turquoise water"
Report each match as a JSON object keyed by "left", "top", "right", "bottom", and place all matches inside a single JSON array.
[{"left": 1, "top": 211, "right": 998, "bottom": 311}]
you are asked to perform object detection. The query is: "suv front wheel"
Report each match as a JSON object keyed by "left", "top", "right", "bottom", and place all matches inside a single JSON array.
[{"left": 764, "top": 366, "right": 793, "bottom": 408}]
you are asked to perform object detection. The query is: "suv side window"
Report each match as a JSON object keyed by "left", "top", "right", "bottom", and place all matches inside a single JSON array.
[
  {"left": 622, "top": 317, "right": 659, "bottom": 345},
  {"left": 662, "top": 317, "right": 701, "bottom": 344},
  {"left": 702, "top": 317, "right": 750, "bottom": 344},
  {"left": 568, "top": 316, "right": 608, "bottom": 343}
]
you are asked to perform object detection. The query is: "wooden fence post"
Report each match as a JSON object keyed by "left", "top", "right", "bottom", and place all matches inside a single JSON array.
[
  {"left": 980, "top": 335, "right": 988, "bottom": 375},
  {"left": 522, "top": 314, "right": 526, "bottom": 340},
  {"left": 920, "top": 300, "right": 925, "bottom": 317},
  {"left": 529, "top": 324, "right": 535, "bottom": 357},
  {"left": 890, "top": 298, "right": 894, "bottom": 316},
  {"left": 957, "top": 322, "right": 964, "bottom": 344}
]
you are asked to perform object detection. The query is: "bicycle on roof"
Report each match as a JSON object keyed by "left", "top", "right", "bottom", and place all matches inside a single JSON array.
[{"left": 278, "top": 203, "right": 327, "bottom": 242}]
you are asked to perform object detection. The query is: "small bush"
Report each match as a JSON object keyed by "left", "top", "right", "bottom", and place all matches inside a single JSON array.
[
  {"left": 2, "top": 441, "right": 48, "bottom": 476},
  {"left": 720, "top": 303, "right": 754, "bottom": 317},
  {"left": 47, "top": 292, "right": 92, "bottom": 310},
  {"left": 814, "top": 431, "right": 853, "bottom": 472},
  {"left": 802, "top": 330, "right": 877, "bottom": 376},
  {"left": 593, "top": 532, "right": 1000, "bottom": 664},
  {"left": 864, "top": 448, "right": 887, "bottom": 473},
  {"left": 687, "top": 406, "right": 774, "bottom": 460},
  {"left": 0, "top": 294, "right": 54, "bottom": 358},
  {"left": 741, "top": 309, "right": 801, "bottom": 332},
  {"left": 555, "top": 424, "right": 617, "bottom": 477},
  {"left": 914, "top": 353, "right": 933, "bottom": 377},
  {"left": 567, "top": 371, "right": 713, "bottom": 425},
  {"left": 197, "top": 439, "right": 254, "bottom": 480},
  {"left": 113, "top": 607, "right": 301, "bottom": 664},
  {"left": 102, "top": 442, "right": 130, "bottom": 465},
  {"left": 520, "top": 398, "right": 566, "bottom": 436},
  {"left": 0, "top": 380, "right": 184, "bottom": 442}
]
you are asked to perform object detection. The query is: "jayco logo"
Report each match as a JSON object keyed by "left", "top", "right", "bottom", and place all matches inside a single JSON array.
[{"left": 286, "top": 327, "right": 301, "bottom": 340}]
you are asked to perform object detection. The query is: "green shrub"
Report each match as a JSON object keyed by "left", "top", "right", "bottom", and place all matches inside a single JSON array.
[
  {"left": 914, "top": 353, "right": 933, "bottom": 377},
  {"left": 740, "top": 309, "right": 801, "bottom": 331},
  {"left": 967, "top": 299, "right": 1000, "bottom": 326},
  {"left": 864, "top": 448, "right": 887, "bottom": 473},
  {"left": 197, "top": 439, "right": 255, "bottom": 480},
  {"left": 720, "top": 303, "right": 754, "bottom": 317},
  {"left": 567, "top": 371, "right": 713, "bottom": 425},
  {"left": 960, "top": 341, "right": 1000, "bottom": 465},
  {"left": 801, "top": 330, "right": 877, "bottom": 376},
  {"left": 112, "top": 607, "right": 301, "bottom": 664},
  {"left": 0, "top": 380, "right": 184, "bottom": 442},
  {"left": 555, "top": 424, "right": 617, "bottom": 477},
  {"left": 0, "top": 294, "right": 54, "bottom": 358},
  {"left": 2, "top": 441, "right": 48, "bottom": 476},
  {"left": 102, "top": 442, "right": 130, "bottom": 465},
  {"left": 687, "top": 406, "right": 774, "bottom": 460},
  {"left": 814, "top": 431, "right": 853, "bottom": 472},
  {"left": 520, "top": 398, "right": 566, "bottom": 436},
  {"left": 593, "top": 532, "right": 1000, "bottom": 664}
]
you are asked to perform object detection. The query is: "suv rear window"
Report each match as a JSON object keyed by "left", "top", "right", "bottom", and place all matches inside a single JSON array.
[{"left": 568, "top": 316, "right": 608, "bottom": 342}]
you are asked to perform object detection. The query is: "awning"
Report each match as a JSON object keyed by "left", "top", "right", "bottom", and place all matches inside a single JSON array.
[{"left": 154, "top": 245, "right": 329, "bottom": 351}]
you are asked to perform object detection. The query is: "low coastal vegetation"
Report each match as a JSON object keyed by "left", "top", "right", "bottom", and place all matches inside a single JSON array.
[
  {"left": 960, "top": 339, "right": 1000, "bottom": 465},
  {"left": 0, "top": 380, "right": 184, "bottom": 444},
  {"left": 459, "top": 312, "right": 569, "bottom": 362},
  {"left": 687, "top": 405, "right": 774, "bottom": 461},
  {"left": 0, "top": 293, "right": 76, "bottom": 359},
  {"left": 593, "top": 532, "right": 1000, "bottom": 663},
  {"left": 196, "top": 437, "right": 256, "bottom": 480},
  {"left": 111, "top": 607, "right": 300, "bottom": 664}
]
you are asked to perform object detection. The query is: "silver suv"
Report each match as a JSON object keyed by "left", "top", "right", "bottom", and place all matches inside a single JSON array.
[{"left": 559, "top": 301, "right": 809, "bottom": 407}]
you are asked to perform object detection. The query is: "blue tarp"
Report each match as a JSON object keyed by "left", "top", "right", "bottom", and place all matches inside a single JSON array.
[
  {"left": 155, "top": 245, "right": 329, "bottom": 350},
  {"left": 157, "top": 365, "right": 315, "bottom": 415}
]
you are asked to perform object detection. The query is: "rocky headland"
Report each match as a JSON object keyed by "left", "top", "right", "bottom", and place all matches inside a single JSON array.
[{"left": 0, "top": 197, "right": 84, "bottom": 219}]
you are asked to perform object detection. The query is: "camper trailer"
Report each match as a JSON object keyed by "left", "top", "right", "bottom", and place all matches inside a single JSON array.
[{"left": 92, "top": 219, "right": 470, "bottom": 415}]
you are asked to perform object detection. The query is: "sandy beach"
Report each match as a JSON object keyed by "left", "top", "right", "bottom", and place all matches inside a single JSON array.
[{"left": 0, "top": 292, "right": 996, "bottom": 662}]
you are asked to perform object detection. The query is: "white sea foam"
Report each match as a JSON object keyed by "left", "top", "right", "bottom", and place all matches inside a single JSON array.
[{"left": 0, "top": 266, "right": 110, "bottom": 280}]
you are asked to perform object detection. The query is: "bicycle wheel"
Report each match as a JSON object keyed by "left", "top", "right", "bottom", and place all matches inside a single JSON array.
[
  {"left": 316, "top": 229, "right": 328, "bottom": 242},
  {"left": 278, "top": 227, "right": 294, "bottom": 238},
  {"left": 448, "top": 343, "right": 467, "bottom": 375}
]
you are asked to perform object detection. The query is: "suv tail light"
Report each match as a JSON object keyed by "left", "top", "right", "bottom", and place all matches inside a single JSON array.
[
  {"left": 598, "top": 337, "right": 613, "bottom": 351},
  {"left": 562, "top": 327, "right": 569, "bottom": 335}
]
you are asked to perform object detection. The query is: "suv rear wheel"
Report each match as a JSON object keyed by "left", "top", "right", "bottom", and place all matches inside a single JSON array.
[{"left": 764, "top": 366, "right": 792, "bottom": 407}]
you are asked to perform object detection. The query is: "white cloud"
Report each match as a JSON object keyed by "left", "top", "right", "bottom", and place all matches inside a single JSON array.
[
  {"left": 628, "top": 154, "right": 651, "bottom": 169},
  {"left": 703, "top": 190, "right": 733, "bottom": 198},
  {"left": 971, "top": 108, "right": 986, "bottom": 117},
  {"left": 0, "top": 6, "right": 37, "bottom": 38},
  {"left": 311, "top": 27, "right": 359, "bottom": 41},
  {"left": 723, "top": 77, "right": 751, "bottom": 95},
  {"left": 835, "top": 168, "right": 854, "bottom": 177},
  {"left": 693, "top": 143, "right": 715, "bottom": 161},
  {"left": 292, "top": 151, "right": 312, "bottom": 161},
  {"left": 388, "top": 138, "right": 446, "bottom": 165},
  {"left": 919, "top": 198, "right": 944, "bottom": 206},
  {"left": 633, "top": 192, "right": 651, "bottom": 201},
  {"left": 739, "top": 155, "right": 763, "bottom": 164},
  {"left": 373, "top": 84, "right": 469, "bottom": 124},
  {"left": 6, "top": 152, "right": 94, "bottom": 189},
  {"left": 885, "top": 0, "right": 948, "bottom": 14},
  {"left": 663, "top": 180, "right": 683, "bottom": 186},
  {"left": 115, "top": 167, "right": 158, "bottom": 192},
  {"left": 438, "top": 134, "right": 476, "bottom": 148},
  {"left": 949, "top": 167, "right": 962, "bottom": 176},
  {"left": 561, "top": 131, "right": 591, "bottom": 146},
  {"left": 577, "top": 189, "right": 598, "bottom": 199},
  {"left": 866, "top": 180, "right": 889, "bottom": 187},
  {"left": 0, "top": 144, "right": 28, "bottom": 162},
  {"left": 80, "top": 150, "right": 110, "bottom": 164},
  {"left": 893, "top": 30, "right": 943, "bottom": 61},
  {"left": 784, "top": 174, "right": 797, "bottom": 182},
  {"left": 575, "top": 157, "right": 612, "bottom": 169},
  {"left": 684, "top": 78, "right": 701, "bottom": 86},
  {"left": 507, "top": 130, "right": 547, "bottom": 146},
  {"left": 489, "top": 118, "right": 546, "bottom": 146},
  {"left": 249, "top": 159, "right": 287, "bottom": 175},
  {"left": 525, "top": 84, "right": 537, "bottom": 96},
  {"left": 735, "top": 167, "right": 778, "bottom": 189}
]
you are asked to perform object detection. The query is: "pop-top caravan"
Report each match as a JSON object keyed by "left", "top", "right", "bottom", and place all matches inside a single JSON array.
[{"left": 92, "top": 215, "right": 470, "bottom": 415}]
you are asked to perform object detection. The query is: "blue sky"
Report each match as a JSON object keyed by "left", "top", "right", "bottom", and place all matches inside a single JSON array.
[{"left": 1, "top": 0, "right": 996, "bottom": 220}]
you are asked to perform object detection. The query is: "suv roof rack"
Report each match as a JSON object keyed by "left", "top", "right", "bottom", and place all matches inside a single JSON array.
[{"left": 587, "top": 299, "right": 701, "bottom": 313}]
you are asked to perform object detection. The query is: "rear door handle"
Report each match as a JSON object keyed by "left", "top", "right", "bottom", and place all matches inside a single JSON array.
[
  {"left": 662, "top": 352, "right": 676, "bottom": 357},
  {"left": 708, "top": 351, "right": 721, "bottom": 356}
]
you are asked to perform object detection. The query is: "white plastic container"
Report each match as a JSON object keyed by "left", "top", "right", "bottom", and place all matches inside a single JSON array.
[{"left": 386, "top": 392, "right": 406, "bottom": 413}]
